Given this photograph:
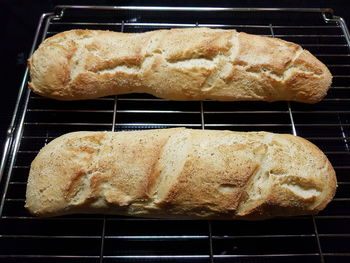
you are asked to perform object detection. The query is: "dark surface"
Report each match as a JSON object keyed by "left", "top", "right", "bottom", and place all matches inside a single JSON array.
[{"left": 1, "top": 0, "right": 350, "bottom": 146}]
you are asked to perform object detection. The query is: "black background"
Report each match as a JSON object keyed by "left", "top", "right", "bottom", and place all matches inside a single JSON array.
[{"left": 1, "top": 0, "right": 350, "bottom": 148}]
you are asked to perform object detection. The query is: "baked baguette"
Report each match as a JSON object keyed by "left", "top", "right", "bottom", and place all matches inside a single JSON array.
[
  {"left": 25, "top": 128, "right": 336, "bottom": 219},
  {"left": 28, "top": 28, "right": 332, "bottom": 103}
]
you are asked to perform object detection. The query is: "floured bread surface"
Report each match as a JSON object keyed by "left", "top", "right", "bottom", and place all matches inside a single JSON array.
[
  {"left": 28, "top": 28, "right": 332, "bottom": 103},
  {"left": 25, "top": 128, "right": 336, "bottom": 219}
]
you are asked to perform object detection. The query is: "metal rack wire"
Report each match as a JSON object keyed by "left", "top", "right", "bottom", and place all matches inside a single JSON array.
[{"left": 0, "top": 6, "right": 349, "bottom": 263}]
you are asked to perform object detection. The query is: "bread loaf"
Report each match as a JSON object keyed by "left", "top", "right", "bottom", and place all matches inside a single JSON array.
[
  {"left": 28, "top": 28, "right": 332, "bottom": 103},
  {"left": 25, "top": 128, "right": 336, "bottom": 219}
]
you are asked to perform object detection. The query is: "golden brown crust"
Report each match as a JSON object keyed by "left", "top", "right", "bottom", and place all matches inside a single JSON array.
[
  {"left": 25, "top": 128, "right": 336, "bottom": 219},
  {"left": 28, "top": 28, "right": 332, "bottom": 103}
]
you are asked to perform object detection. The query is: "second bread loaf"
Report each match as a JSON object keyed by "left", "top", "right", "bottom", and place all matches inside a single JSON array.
[
  {"left": 25, "top": 128, "right": 336, "bottom": 219},
  {"left": 28, "top": 28, "right": 332, "bottom": 103}
]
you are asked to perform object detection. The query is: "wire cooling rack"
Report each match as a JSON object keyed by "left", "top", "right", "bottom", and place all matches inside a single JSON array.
[{"left": 0, "top": 6, "right": 349, "bottom": 263}]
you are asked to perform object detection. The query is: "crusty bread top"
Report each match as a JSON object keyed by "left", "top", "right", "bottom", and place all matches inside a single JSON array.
[
  {"left": 25, "top": 128, "right": 336, "bottom": 219},
  {"left": 28, "top": 28, "right": 332, "bottom": 103}
]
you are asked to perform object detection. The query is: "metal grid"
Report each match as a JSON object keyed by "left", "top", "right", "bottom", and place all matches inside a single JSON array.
[{"left": 0, "top": 6, "right": 350, "bottom": 263}]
